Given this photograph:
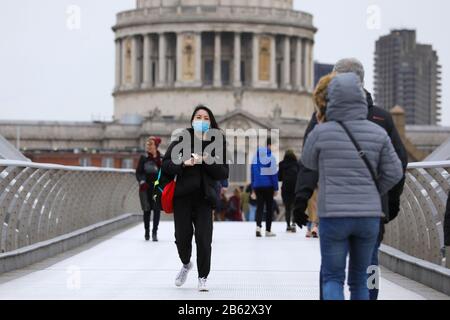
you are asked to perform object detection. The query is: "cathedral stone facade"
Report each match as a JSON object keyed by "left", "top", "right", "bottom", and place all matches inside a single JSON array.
[{"left": 112, "top": 0, "right": 316, "bottom": 121}]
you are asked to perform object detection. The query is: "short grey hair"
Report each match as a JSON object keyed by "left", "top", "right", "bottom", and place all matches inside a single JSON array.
[{"left": 333, "top": 58, "right": 365, "bottom": 85}]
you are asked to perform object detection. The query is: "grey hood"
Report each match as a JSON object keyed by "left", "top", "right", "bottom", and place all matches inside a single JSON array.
[{"left": 325, "top": 73, "right": 368, "bottom": 122}]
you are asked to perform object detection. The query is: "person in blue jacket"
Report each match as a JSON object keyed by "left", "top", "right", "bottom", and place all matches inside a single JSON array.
[{"left": 251, "top": 138, "right": 279, "bottom": 237}]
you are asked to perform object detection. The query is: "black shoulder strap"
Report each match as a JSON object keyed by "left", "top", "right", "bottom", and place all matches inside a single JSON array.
[{"left": 336, "top": 121, "right": 380, "bottom": 193}]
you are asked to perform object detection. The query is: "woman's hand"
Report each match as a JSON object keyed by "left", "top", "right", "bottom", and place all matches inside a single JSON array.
[
  {"left": 139, "top": 182, "right": 150, "bottom": 192},
  {"left": 202, "top": 152, "right": 215, "bottom": 164},
  {"left": 183, "top": 157, "right": 195, "bottom": 167},
  {"left": 192, "top": 153, "right": 202, "bottom": 165}
]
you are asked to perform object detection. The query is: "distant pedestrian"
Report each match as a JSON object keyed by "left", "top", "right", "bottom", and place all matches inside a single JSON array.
[
  {"left": 245, "top": 184, "right": 257, "bottom": 221},
  {"left": 213, "top": 180, "right": 229, "bottom": 221},
  {"left": 227, "top": 188, "right": 243, "bottom": 221},
  {"left": 278, "top": 150, "right": 299, "bottom": 232},
  {"left": 241, "top": 185, "right": 250, "bottom": 221},
  {"left": 135, "top": 136, "right": 162, "bottom": 242},
  {"left": 251, "top": 138, "right": 279, "bottom": 237}
]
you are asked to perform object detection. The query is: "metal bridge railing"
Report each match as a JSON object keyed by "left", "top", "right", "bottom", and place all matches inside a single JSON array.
[
  {"left": 0, "top": 160, "right": 140, "bottom": 254},
  {"left": 384, "top": 161, "right": 450, "bottom": 268},
  {"left": 2, "top": 159, "right": 449, "bottom": 269}
]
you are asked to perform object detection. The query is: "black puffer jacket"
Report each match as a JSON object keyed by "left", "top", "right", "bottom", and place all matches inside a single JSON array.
[
  {"left": 135, "top": 152, "right": 162, "bottom": 194},
  {"left": 295, "top": 91, "right": 408, "bottom": 226},
  {"left": 162, "top": 128, "right": 229, "bottom": 208},
  {"left": 278, "top": 157, "right": 299, "bottom": 204}
]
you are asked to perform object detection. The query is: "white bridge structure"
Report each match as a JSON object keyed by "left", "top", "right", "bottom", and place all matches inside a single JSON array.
[{"left": 0, "top": 159, "right": 449, "bottom": 300}]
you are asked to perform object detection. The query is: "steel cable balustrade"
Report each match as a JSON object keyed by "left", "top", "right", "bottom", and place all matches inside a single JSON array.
[
  {"left": 0, "top": 160, "right": 140, "bottom": 254},
  {"left": 384, "top": 161, "right": 450, "bottom": 268}
]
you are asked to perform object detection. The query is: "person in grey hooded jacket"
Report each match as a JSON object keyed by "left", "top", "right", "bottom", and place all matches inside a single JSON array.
[{"left": 302, "top": 73, "right": 403, "bottom": 300}]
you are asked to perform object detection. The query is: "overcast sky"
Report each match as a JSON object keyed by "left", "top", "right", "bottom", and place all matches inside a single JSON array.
[{"left": 0, "top": 0, "right": 448, "bottom": 125}]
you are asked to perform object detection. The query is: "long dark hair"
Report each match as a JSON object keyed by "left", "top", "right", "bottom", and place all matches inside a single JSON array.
[
  {"left": 190, "top": 104, "right": 220, "bottom": 130},
  {"left": 283, "top": 149, "right": 297, "bottom": 162}
]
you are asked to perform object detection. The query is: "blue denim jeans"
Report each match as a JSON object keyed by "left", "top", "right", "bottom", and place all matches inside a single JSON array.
[
  {"left": 369, "top": 236, "right": 382, "bottom": 300},
  {"left": 248, "top": 205, "right": 257, "bottom": 222},
  {"left": 319, "top": 217, "right": 380, "bottom": 300}
]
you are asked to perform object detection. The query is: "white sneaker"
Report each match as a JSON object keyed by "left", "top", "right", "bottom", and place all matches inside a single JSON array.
[
  {"left": 256, "top": 227, "right": 262, "bottom": 237},
  {"left": 265, "top": 231, "right": 277, "bottom": 237},
  {"left": 175, "top": 262, "right": 192, "bottom": 287},
  {"left": 198, "top": 277, "right": 209, "bottom": 292}
]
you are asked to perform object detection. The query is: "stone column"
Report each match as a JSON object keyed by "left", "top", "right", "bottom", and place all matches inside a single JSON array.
[
  {"left": 214, "top": 32, "right": 222, "bottom": 87},
  {"left": 305, "top": 39, "right": 314, "bottom": 92},
  {"left": 282, "top": 35, "right": 291, "bottom": 90},
  {"left": 304, "top": 39, "right": 311, "bottom": 92},
  {"left": 131, "top": 35, "right": 140, "bottom": 89},
  {"left": 233, "top": 32, "right": 242, "bottom": 87},
  {"left": 252, "top": 33, "right": 259, "bottom": 87},
  {"left": 176, "top": 32, "right": 183, "bottom": 86},
  {"left": 309, "top": 40, "right": 315, "bottom": 92},
  {"left": 142, "top": 34, "right": 152, "bottom": 88},
  {"left": 121, "top": 37, "right": 128, "bottom": 86},
  {"left": 270, "top": 34, "right": 276, "bottom": 88},
  {"left": 157, "top": 33, "right": 167, "bottom": 87},
  {"left": 195, "top": 32, "right": 202, "bottom": 86},
  {"left": 167, "top": 38, "right": 175, "bottom": 86},
  {"left": 294, "top": 37, "right": 303, "bottom": 91},
  {"left": 115, "top": 38, "right": 122, "bottom": 90}
]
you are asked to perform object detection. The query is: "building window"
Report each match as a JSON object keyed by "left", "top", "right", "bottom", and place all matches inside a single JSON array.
[
  {"left": 102, "top": 157, "right": 115, "bottom": 168},
  {"left": 204, "top": 60, "right": 213, "bottom": 85},
  {"left": 276, "top": 62, "right": 282, "bottom": 88},
  {"left": 80, "top": 157, "right": 91, "bottom": 167},
  {"left": 241, "top": 61, "right": 246, "bottom": 84},
  {"left": 125, "top": 39, "right": 132, "bottom": 84},
  {"left": 122, "top": 158, "right": 134, "bottom": 169},
  {"left": 221, "top": 60, "right": 230, "bottom": 86},
  {"left": 152, "top": 61, "right": 157, "bottom": 84}
]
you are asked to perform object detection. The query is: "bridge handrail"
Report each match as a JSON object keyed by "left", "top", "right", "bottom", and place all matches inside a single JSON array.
[
  {"left": 0, "top": 160, "right": 135, "bottom": 174},
  {"left": 0, "top": 160, "right": 140, "bottom": 254},
  {"left": 408, "top": 160, "right": 450, "bottom": 169},
  {"left": 385, "top": 160, "right": 450, "bottom": 269}
]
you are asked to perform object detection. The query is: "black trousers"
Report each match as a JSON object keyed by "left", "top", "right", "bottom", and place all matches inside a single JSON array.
[
  {"left": 143, "top": 208, "right": 160, "bottom": 233},
  {"left": 173, "top": 193, "right": 213, "bottom": 279},
  {"left": 284, "top": 198, "right": 294, "bottom": 227},
  {"left": 255, "top": 187, "right": 275, "bottom": 232}
]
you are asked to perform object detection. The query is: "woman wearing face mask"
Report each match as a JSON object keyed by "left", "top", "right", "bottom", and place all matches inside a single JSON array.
[
  {"left": 162, "top": 105, "right": 229, "bottom": 292},
  {"left": 135, "top": 136, "right": 162, "bottom": 241}
]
